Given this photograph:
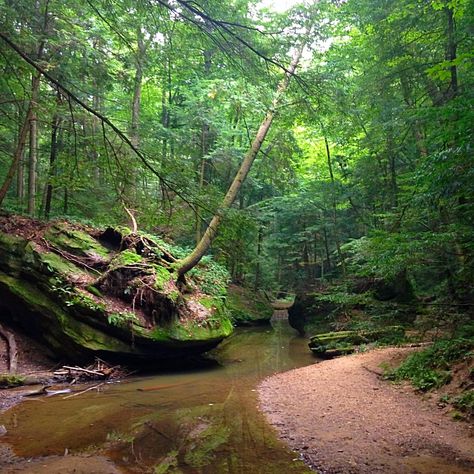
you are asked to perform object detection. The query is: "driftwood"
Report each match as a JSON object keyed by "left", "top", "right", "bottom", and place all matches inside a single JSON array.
[
  {"left": 63, "top": 382, "right": 104, "bottom": 399},
  {"left": 62, "top": 365, "right": 107, "bottom": 377},
  {"left": 24, "top": 385, "right": 51, "bottom": 397},
  {"left": 55, "top": 358, "right": 124, "bottom": 383},
  {"left": 0, "top": 323, "right": 18, "bottom": 373}
]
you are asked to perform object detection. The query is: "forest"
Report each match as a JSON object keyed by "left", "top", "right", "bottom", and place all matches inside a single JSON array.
[
  {"left": 0, "top": 0, "right": 473, "bottom": 472},
  {"left": 1, "top": 0, "right": 473, "bottom": 298}
]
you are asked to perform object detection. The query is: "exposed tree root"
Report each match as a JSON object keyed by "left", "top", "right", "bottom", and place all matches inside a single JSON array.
[{"left": 0, "top": 322, "right": 18, "bottom": 373}]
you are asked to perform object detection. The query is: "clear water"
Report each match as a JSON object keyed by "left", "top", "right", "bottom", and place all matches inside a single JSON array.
[{"left": 0, "top": 319, "right": 318, "bottom": 473}]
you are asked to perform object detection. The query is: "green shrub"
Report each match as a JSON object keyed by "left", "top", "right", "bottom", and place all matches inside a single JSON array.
[
  {"left": 452, "top": 391, "right": 474, "bottom": 416},
  {"left": 386, "top": 337, "right": 473, "bottom": 391}
]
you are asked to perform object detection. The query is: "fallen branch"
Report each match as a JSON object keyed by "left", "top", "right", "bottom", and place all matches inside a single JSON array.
[
  {"left": 62, "top": 365, "right": 107, "bottom": 377},
  {"left": 63, "top": 382, "right": 105, "bottom": 399}
]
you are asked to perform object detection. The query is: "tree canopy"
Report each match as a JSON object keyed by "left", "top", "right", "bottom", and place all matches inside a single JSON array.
[{"left": 1, "top": 0, "right": 473, "bottom": 308}]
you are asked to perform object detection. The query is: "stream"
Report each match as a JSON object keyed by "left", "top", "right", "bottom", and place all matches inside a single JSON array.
[{"left": 0, "top": 317, "right": 318, "bottom": 473}]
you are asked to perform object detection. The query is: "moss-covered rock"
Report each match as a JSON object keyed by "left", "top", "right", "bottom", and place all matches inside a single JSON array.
[
  {"left": 44, "top": 222, "right": 110, "bottom": 263},
  {"left": 0, "top": 216, "right": 233, "bottom": 363},
  {"left": 309, "top": 326, "right": 405, "bottom": 358},
  {"left": 225, "top": 285, "right": 272, "bottom": 326}
]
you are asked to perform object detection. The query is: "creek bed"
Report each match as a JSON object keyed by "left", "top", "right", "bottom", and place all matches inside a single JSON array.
[{"left": 0, "top": 318, "right": 318, "bottom": 473}]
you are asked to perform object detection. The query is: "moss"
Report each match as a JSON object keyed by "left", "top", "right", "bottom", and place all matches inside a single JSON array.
[
  {"left": 60, "top": 315, "right": 134, "bottom": 352},
  {"left": 0, "top": 232, "right": 28, "bottom": 273},
  {"left": 154, "top": 264, "right": 173, "bottom": 290},
  {"left": 154, "top": 450, "right": 181, "bottom": 474},
  {"left": 0, "top": 232, "right": 26, "bottom": 256},
  {"left": 116, "top": 226, "right": 132, "bottom": 237},
  {"left": 0, "top": 218, "right": 236, "bottom": 361},
  {"left": 309, "top": 327, "right": 405, "bottom": 356},
  {"left": 44, "top": 222, "right": 110, "bottom": 260},
  {"left": 149, "top": 327, "right": 172, "bottom": 341},
  {"left": 0, "top": 374, "right": 26, "bottom": 388},
  {"left": 109, "top": 249, "right": 142, "bottom": 269},
  {"left": 199, "top": 296, "right": 221, "bottom": 310},
  {"left": 31, "top": 247, "right": 85, "bottom": 277},
  {"left": 226, "top": 285, "right": 272, "bottom": 326},
  {"left": 86, "top": 285, "right": 103, "bottom": 298},
  {"left": 0, "top": 272, "right": 131, "bottom": 355},
  {"left": 168, "top": 290, "right": 180, "bottom": 303},
  {"left": 170, "top": 316, "right": 233, "bottom": 342}
]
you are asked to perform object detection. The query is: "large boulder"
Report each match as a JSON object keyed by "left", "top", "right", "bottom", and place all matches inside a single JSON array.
[{"left": 0, "top": 215, "right": 233, "bottom": 363}]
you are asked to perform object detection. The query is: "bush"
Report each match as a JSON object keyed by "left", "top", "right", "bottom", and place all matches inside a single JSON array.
[{"left": 386, "top": 337, "right": 473, "bottom": 391}]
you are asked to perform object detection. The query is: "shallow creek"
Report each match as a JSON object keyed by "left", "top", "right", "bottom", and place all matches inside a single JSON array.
[{"left": 0, "top": 318, "right": 318, "bottom": 473}]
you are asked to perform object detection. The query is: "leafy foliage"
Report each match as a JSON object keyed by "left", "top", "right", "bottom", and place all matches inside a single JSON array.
[{"left": 386, "top": 336, "right": 474, "bottom": 391}]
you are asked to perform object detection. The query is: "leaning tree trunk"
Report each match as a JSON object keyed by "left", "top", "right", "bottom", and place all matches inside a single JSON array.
[{"left": 176, "top": 39, "right": 308, "bottom": 277}]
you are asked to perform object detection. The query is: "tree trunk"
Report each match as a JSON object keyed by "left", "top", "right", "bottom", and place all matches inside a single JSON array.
[
  {"left": 130, "top": 29, "right": 145, "bottom": 149},
  {"left": 44, "top": 108, "right": 61, "bottom": 219},
  {"left": 16, "top": 107, "right": 25, "bottom": 204},
  {"left": 254, "top": 225, "right": 263, "bottom": 291},
  {"left": 123, "top": 29, "right": 146, "bottom": 208},
  {"left": 195, "top": 50, "right": 213, "bottom": 244},
  {"left": 27, "top": 73, "right": 40, "bottom": 215},
  {"left": 323, "top": 134, "right": 346, "bottom": 276},
  {"left": 0, "top": 74, "right": 41, "bottom": 208},
  {"left": 445, "top": 6, "right": 458, "bottom": 100},
  {"left": 91, "top": 88, "right": 101, "bottom": 185},
  {"left": 16, "top": 148, "right": 25, "bottom": 204},
  {"left": 176, "top": 40, "right": 308, "bottom": 276}
]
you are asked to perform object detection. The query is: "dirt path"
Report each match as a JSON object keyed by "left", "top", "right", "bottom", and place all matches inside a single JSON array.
[{"left": 258, "top": 347, "right": 474, "bottom": 474}]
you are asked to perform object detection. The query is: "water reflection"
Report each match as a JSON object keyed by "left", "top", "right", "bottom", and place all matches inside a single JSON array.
[{"left": 0, "top": 319, "right": 316, "bottom": 473}]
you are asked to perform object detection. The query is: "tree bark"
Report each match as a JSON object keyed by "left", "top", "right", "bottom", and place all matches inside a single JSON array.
[
  {"left": 254, "top": 225, "right": 263, "bottom": 291},
  {"left": 27, "top": 76, "right": 39, "bottom": 216},
  {"left": 195, "top": 49, "right": 213, "bottom": 244},
  {"left": 176, "top": 40, "right": 307, "bottom": 276},
  {"left": 0, "top": 74, "right": 41, "bottom": 208},
  {"left": 0, "top": 323, "right": 18, "bottom": 373},
  {"left": 16, "top": 106, "right": 25, "bottom": 204},
  {"left": 44, "top": 107, "right": 61, "bottom": 219},
  {"left": 130, "top": 28, "right": 145, "bottom": 149},
  {"left": 323, "top": 134, "right": 346, "bottom": 276},
  {"left": 445, "top": 6, "right": 458, "bottom": 100}
]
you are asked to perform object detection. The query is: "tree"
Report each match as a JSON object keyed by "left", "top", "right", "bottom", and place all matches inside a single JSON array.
[{"left": 176, "top": 30, "right": 309, "bottom": 276}]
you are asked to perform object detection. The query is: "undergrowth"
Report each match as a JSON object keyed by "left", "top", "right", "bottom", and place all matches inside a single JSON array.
[{"left": 385, "top": 326, "right": 474, "bottom": 413}]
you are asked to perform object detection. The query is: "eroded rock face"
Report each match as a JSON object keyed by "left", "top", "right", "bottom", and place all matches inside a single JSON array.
[
  {"left": 226, "top": 285, "right": 272, "bottom": 326},
  {"left": 0, "top": 215, "right": 233, "bottom": 362}
]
